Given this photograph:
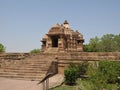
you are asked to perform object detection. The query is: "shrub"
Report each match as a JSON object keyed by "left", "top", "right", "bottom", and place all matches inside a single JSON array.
[
  {"left": 78, "top": 61, "right": 89, "bottom": 76},
  {"left": 87, "top": 62, "right": 107, "bottom": 89},
  {"left": 99, "top": 61, "right": 120, "bottom": 84},
  {"left": 64, "top": 63, "right": 78, "bottom": 85},
  {"left": 30, "top": 49, "right": 41, "bottom": 54},
  {"left": 64, "top": 62, "right": 89, "bottom": 85},
  {"left": 87, "top": 60, "right": 120, "bottom": 89}
]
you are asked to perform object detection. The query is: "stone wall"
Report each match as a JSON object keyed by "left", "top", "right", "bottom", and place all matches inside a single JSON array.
[
  {"left": 1, "top": 52, "right": 119, "bottom": 61},
  {"left": 57, "top": 52, "right": 120, "bottom": 73},
  {"left": 57, "top": 52, "right": 120, "bottom": 61},
  {"left": 0, "top": 52, "right": 120, "bottom": 76}
]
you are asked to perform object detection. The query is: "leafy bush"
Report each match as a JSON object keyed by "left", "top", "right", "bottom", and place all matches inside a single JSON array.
[
  {"left": 64, "top": 62, "right": 89, "bottom": 85},
  {"left": 64, "top": 63, "right": 78, "bottom": 85},
  {"left": 78, "top": 61, "right": 89, "bottom": 76},
  {"left": 87, "top": 60, "right": 120, "bottom": 89},
  {"left": 30, "top": 49, "right": 41, "bottom": 54},
  {"left": 64, "top": 62, "right": 88, "bottom": 85},
  {"left": 87, "top": 63, "right": 107, "bottom": 89},
  {"left": 99, "top": 61, "right": 120, "bottom": 83},
  {"left": 64, "top": 61, "right": 120, "bottom": 89}
]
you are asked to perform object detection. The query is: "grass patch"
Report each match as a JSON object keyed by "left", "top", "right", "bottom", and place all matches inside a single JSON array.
[
  {"left": 77, "top": 79, "right": 117, "bottom": 90},
  {"left": 51, "top": 79, "right": 117, "bottom": 90},
  {"left": 50, "top": 85, "right": 75, "bottom": 90}
]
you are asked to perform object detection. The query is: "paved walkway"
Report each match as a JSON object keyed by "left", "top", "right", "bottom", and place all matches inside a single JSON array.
[
  {"left": 49, "top": 74, "right": 64, "bottom": 89},
  {"left": 0, "top": 74, "right": 64, "bottom": 90}
]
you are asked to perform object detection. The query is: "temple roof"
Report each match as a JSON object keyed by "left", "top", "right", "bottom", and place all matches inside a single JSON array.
[
  {"left": 48, "top": 23, "right": 63, "bottom": 35},
  {"left": 42, "top": 34, "right": 48, "bottom": 39},
  {"left": 52, "top": 23, "right": 60, "bottom": 27}
]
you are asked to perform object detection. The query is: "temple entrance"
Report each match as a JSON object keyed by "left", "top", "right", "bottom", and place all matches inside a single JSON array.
[{"left": 51, "top": 36, "right": 58, "bottom": 47}]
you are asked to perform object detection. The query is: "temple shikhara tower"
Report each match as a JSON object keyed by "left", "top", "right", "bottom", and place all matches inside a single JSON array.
[{"left": 41, "top": 20, "right": 84, "bottom": 53}]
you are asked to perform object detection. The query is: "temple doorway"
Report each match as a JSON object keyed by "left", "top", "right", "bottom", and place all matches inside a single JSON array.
[{"left": 51, "top": 36, "right": 58, "bottom": 47}]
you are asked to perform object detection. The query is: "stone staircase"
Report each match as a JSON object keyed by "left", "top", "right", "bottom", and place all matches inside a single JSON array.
[
  {"left": 0, "top": 52, "right": 120, "bottom": 80},
  {"left": 0, "top": 54, "right": 56, "bottom": 81}
]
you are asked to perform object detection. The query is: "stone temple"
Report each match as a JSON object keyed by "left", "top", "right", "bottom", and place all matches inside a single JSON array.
[{"left": 41, "top": 20, "right": 84, "bottom": 53}]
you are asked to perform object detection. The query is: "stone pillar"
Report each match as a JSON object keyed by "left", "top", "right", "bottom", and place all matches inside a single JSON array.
[
  {"left": 58, "top": 35, "right": 64, "bottom": 52},
  {"left": 47, "top": 37, "right": 52, "bottom": 48}
]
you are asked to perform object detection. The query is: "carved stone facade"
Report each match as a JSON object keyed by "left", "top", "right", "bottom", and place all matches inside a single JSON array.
[{"left": 41, "top": 20, "right": 84, "bottom": 53}]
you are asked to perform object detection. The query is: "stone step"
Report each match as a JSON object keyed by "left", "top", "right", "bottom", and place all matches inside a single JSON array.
[
  {"left": 0, "top": 74, "right": 44, "bottom": 80},
  {"left": 0, "top": 54, "right": 56, "bottom": 80},
  {"left": 0, "top": 67, "right": 48, "bottom": 73},
  {"left": 3, "top": 65, "right": 49, "bottom": 68},
  {"left": 25, "top": 62, "right": 47, "bottom": 64},
  {"left": 0, "top": 67, "right": 48, "bottom": 71},
  {"left": 0, "top": 69, "right": 46, "bottom": 74},
  {"left": 0, "top": 71, "right": 45, "bottom": 75},
  {"left": 4, "top": 62, "right": 50, "bottom": 67},
  {"left": 0, "top": 72, "right": 46, "bottom": 80}
]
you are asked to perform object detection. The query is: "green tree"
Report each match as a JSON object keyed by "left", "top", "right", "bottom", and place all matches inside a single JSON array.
[
  {"left": 30, "top": 49, "right": 41, "bottom": 54},
  {"left": 84, "top": 36, "right": 100, "bottom": 52},
  {"left": 83, "top": 44, "right": 91, "bottom": 52},
  {"left": 100, "top": 34, "right": 115, "bottom": 52},
  {"left": 113, "top": 34, "right": 120, "bottom": 52},
  {"left": 84, "top": 34, "right": 120, "bottom": 52},
  {"left": 89, "top": 36, "right": 100, "bottom": 52},
  {"left": 0, "top": 43, "right": 5, "bottom": 53}
]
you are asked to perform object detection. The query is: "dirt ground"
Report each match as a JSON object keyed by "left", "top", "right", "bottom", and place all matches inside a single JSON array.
[
  {"left": 0, "top": 78, "right": 42, "bottom": 90},
  {"left": 0, "top": 74, "right": 64, "bottom": 90}
]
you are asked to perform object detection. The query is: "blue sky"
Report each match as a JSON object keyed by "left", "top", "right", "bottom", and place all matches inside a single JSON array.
[{"left": 0, "top": 0, "right": 120, "bottom": 52}]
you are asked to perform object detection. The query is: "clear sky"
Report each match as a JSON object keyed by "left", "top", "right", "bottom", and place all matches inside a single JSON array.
[{"left": 0, "top": 0, "right": 120, "bottom": 52}]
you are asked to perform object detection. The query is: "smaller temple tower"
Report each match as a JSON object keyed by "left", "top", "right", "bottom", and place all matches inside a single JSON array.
[{"left": 41, "top": 20, "right": 84, "bottom": 53}]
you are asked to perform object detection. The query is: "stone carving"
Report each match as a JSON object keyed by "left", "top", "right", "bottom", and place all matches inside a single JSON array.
[{"left": 41, "top": 20, "right": 84, "bottom": 53}]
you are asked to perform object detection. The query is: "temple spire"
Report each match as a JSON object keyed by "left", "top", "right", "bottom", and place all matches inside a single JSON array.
[
  {"left": 63, "top": 20, "right": 69, "bottom": 24},
  {"left": 63, "top": 20, "right": 69, "bottom": 28}
]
